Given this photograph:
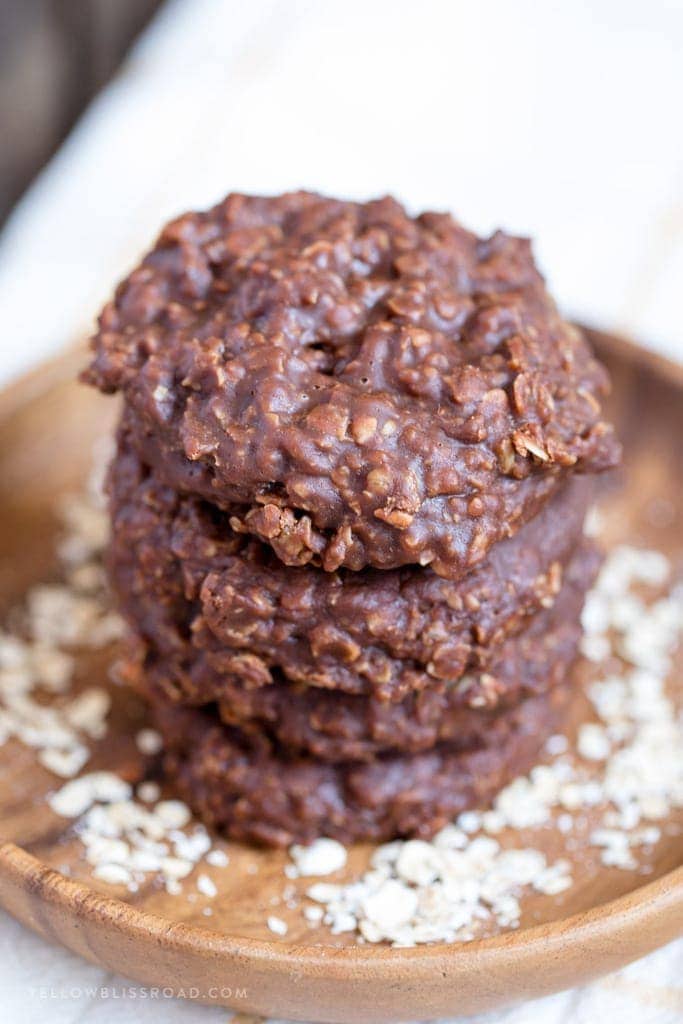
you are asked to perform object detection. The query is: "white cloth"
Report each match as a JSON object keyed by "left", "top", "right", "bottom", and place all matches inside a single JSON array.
[{"left": 0, "top": 1, "right": 681, "bottom": 1020}]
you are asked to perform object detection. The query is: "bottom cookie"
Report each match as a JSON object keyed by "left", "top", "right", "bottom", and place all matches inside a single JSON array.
[{"left": 151, "top": 685, "right": 571, "bottom": 846}]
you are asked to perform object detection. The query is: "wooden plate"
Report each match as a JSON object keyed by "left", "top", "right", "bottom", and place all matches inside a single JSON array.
[{"left": 0, "top": 329, "right": 681, "bottom": 1022}]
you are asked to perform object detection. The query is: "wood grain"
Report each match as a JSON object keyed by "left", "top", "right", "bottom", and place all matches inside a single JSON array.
[{"left": 0, "top": 329, "right": 680, "bottom": 1022}]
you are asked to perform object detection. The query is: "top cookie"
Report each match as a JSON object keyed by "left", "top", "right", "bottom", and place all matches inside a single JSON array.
[{"left": 85, "top": 192, "right": 619, "bottom": 578}]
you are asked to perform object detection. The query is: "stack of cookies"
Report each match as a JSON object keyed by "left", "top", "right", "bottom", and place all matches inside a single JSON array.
[{"left": 85, "top": 193, "right": 620, "bottom": 846}]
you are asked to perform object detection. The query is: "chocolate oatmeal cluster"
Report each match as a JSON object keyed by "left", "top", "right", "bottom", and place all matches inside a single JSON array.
[{"left": 85, "top": 192, "right": 620, "bottom": 845}]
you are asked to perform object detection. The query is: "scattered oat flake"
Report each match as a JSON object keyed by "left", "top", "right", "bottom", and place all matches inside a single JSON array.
[
  {"left": 267, "top": 915, "right": 288, "bottom": 936},
  {"left": 197, "top": 874, "right": 218, "bottom": 898},
  {"left": 136, "top": 728, "right": 163, "bottom": 756},
  {"left": 92, "top": 863, "right": 133, "bottom": 886},
  {"left": 545, "top": 734, "right": 569, "bottom": 756},
  {"left": 49, "top": 772, "right": 132, "bottom": 818},
  {"left": 206, "top": 849, "right": 230, "bottom": 868},
  {"left": 38, "top": 745, "right": 89, "bottom": 779},
  {"left": 577, "top": 723, "right": 611, "bottom": 761},
  {"left": 289, "top": 837, "right": 348, "bottom": 876},
  {"left": 160, "top": 856, "right": 194, "bottom": 880},
  {"left": 137, "top": 781, "right": 161, "bottom": 803},
  {"left": 154, "top": 800, "right": 192, "bottom": 829}
]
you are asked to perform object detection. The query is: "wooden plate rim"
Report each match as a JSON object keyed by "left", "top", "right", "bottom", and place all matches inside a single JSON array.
[{"left": 0, "top": 843, "right": 681, "bottom": 979}]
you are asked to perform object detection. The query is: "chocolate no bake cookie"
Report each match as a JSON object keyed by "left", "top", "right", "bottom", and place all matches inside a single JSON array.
[
  {"left": 125, "top": 540, "right": 596, "bottom": 761},
  {"left": 152, "top": 684, "right": 571, "bottom": 846},
  {"left": 86, "top": 192, "right": 619, "bottom": 579},
  {"left": 108, "top": 439, "right": 593, "bottom": 702}
]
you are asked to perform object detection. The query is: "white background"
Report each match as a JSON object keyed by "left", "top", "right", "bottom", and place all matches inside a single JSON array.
[
  {"left": 0, "top": 1, "right": 681, "bottom": 1021},
  {"left": 0, "top": 0, "right": 681, "bottom": 386}
]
